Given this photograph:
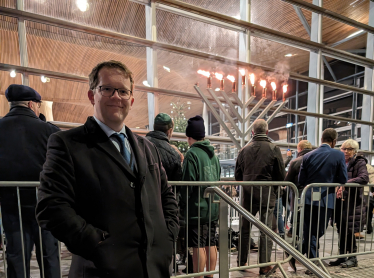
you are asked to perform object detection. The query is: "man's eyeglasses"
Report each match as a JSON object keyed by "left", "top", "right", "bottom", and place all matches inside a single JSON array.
[
  {"left": 33, "top": 101, "right": 42, "bottom": 108},
  {"left": 97, "top": 86, "right": 132, "bottom": 100},
  {"left": 341, "top": 147, "right": 355, "bottom": 152}
]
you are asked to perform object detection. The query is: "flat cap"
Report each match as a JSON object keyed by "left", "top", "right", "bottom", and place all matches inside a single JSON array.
[
  {"left": 154, "top": 113, "right": 172, "bottom": 126},
  {"left": 5, "top": 84, "right": 41, "bottom": 102}
]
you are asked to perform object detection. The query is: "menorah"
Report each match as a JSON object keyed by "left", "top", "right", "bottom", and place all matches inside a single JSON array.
[{"left": 194, "top": 71, "right": 288, "bottom": 149}]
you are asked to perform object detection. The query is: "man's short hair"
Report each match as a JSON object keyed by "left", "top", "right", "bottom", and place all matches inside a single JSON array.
[
  {"left": 321, "top": 128, "right": 338, "bottom": 143},
  {"left": 89, "top": 60, "right": 134, "bottom": 92},
  {"left": 297, "top": 140, "right": 312, "bottom": 151},
  {"left": 9, "top": 101, "right": 29, "bottom": 109},
  {"left": 252, "top": 119, "right": 268, "bottom": 134},
  {"left": 154, "top": 122, "right": 174, "bottom": 133}
]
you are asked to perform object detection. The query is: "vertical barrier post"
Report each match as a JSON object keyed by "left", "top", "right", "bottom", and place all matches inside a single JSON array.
[{"left": 219, "top": 199, "right": 229, "bottom": 278}]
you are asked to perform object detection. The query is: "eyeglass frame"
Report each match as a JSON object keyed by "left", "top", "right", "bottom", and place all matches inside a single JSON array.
[
  {"left": 97, "top": 86, "right": 133, "bottom": 100},
  {"left": 32, "top": 101, "right": 42, "bottom": 108},
  {"left": 340, "top": 147, "right": 355, "bottom": 152}
]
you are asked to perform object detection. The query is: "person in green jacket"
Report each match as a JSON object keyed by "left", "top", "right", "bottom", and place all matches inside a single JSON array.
[{"left": 180, "top": 115, "right": 220, "bottom": 278}]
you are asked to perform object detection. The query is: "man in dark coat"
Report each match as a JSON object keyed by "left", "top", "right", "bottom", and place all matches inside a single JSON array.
[
  {"left": 146, "top": 113, "right": 183, "bottom": 183},
  {"left": 0, "top": 84, "right": 60, "bottom": 278},
  {"left": 36, "top": 60, "right": 179, "bottom": 278},
  {"left": 298, "top": 128, "right": 347, "bottom": 273},
  {"left": 235, "top": 119, "right": 285, "bottom": 275}
]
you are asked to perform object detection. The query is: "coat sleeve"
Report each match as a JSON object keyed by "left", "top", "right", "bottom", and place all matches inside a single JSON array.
[
  {"left": 36, "top": 133, "right": 103, "bottom": 260},
  {"left": 337, "top": 152, "right": 348, "bottom": 184},
  {"left": 285, "top": 160, "right": 296, "bottom": 183},
  {"left": 298, "top": 157, "right": 307, "bottom": 189},
  {"left": 348, "top": 160, "right": 369, "bottom": 185},
  {"left": 235, "top": 151, "right": 243, "bottom": 181},
  {"left": 180, "top": 154, "right": 198, "bottom": 209},
  {"left": 157, "top": 150, "right": 180, "bottom": 242},
  {"left": 273, "top": 146, "right": 286, "bottom": 181}
]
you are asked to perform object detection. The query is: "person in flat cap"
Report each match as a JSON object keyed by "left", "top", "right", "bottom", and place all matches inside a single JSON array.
[
  {"left": 146, "top": 113, "right": 183, "bottom": 185},
  {"left": 0, "top": 84, "right": 60, "bottom": 278},
  {"left": 180, "top": 115, "right": 220, "bottom": 277}
]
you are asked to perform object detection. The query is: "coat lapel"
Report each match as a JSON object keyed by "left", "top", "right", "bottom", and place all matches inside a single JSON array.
[
  {"left": 125, "top": 126, "right": 147, "bottom": 185},
  {"left": 84, "top": 117, "right": 137, "bottom": 181}
]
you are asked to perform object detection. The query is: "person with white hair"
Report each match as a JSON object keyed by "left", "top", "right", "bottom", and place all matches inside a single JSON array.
[{"left": 329, "top": 139, "right": 368, "bottom": 268}]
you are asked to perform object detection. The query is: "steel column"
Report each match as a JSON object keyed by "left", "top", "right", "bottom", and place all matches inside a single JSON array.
[
  {"left": 361, "top": 1, "right": 374, "bottom": 152},
  {"left": 238, "top": 0, "right": 251, "bottom": 147},
  {"left": 146, "top": 0, "right": 159, "bottom": 130},
  {"left": 307, "top": 0, "right": 323, "bottom": 146},
  {"left": 17, "top": 0, "right": 28, "bottom": 86}
]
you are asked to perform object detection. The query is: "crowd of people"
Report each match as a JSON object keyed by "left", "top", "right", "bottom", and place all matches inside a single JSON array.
[{"left": 0, "top": 59, "right": 373, "bottom": 278}]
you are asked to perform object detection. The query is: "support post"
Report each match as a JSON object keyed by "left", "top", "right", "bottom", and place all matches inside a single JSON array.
[
  {"left": 295, "top": 80, "right": 299, "bottom": 144},
  {"left": 17, "top": 0, "right": 29, "bottom": 86},
  {"left": 218, "top": 198, "right": 229, "bottom": 278},
  {"left": 306, "top": 0, "right": 323, "bottom": 146},
  {"left": 361, "top": 1, "right": 374, "bottom": 152},
  {"left": 203, "top": 102, "right": 209, "bottom": 135},
  {"left": 146, "top": 0, "right": 159, "bottom": 130},
  {"left": 238, "top": 0, "right": 251, "bottom": 147}
]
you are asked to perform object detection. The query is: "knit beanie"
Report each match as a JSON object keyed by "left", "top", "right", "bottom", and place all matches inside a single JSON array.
[{"left": 186, "top": 115, "right": 205, "bottom": 140}]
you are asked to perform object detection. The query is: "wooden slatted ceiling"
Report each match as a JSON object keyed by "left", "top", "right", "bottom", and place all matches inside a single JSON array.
[{"left": 0, "top": 0, "right": 371, "bottom": 129}]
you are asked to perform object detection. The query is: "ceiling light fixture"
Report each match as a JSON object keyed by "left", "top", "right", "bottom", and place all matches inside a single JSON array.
[
  {"left": 10, "top": 70, "right": 16, "bottom": 78},
  {"left": 284, "top": 53, "right": 293, "bottom": 57},
  {"left": 77, "top": 0, "right": 89, "bottom": 12},
  {"left": 163, "top": 66, "right": 170, "bottom": 72},
  {"left": 41, "top": 76, "right": 50, "bottom": 83},
  {"left": 215, "top": 88, "right": 220, "bottom": 91},
  {"left": 142, "top": 80, "right": 150, "bottom": 87}
]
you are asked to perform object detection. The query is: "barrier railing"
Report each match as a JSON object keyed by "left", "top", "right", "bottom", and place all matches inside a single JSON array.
[
  {"left": 168, "top": 181, "right": 329, "bottom": 278},
  {"left": 0, "top": 181, "right": 62, "bottom": 278},
  {"left": 298, "top": 183, "right": 374, "bottom": 274}
]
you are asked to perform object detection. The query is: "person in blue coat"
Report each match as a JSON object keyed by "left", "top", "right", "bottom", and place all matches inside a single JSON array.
[{"left": 298, "top": 128, "right": 347, "bottom": 273}]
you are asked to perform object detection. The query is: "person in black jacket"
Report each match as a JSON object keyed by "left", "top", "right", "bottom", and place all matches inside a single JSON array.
[
  {"left": 285, "top": 140, "right": 313, "bottom": 237},
  {"left": 36, "top": 61, "right": 179, "bottom": 278},
  {"left": 0, "top": 84, "right": 60, "bottom": 278},
  {"left": 146, "top": 113, "right": 183, "bottom": 184},
  {"left": 235, "top": 119, "right": 285, "bottom": 275}
]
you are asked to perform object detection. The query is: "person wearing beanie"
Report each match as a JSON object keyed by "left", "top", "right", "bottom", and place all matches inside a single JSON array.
[
  {"left": 0, "top": 84, "right": 61, "bottom": 278},
  {"left": 180, "top": 115, "right": 220, "bottom": 278}
]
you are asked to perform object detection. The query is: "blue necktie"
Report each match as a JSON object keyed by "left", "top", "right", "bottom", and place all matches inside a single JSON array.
[{"left": 112, "top": 133, "right": 131, "bottom": 167}]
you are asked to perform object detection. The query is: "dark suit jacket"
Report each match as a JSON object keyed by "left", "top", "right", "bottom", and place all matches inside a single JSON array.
[
  {"left": 298, "top": 144, "right": 348, "bottom": 209},
  {"left": 36, "top": 117, "right": 179, "bottom": 278},
  {"left": 0, "top": 106, "right": 60, "bottom": 207}
]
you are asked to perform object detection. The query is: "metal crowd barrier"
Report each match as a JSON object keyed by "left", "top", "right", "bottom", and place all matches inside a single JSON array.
[
  {"left": 168, "top": 181, "right": 329, "bottom": 278},
  {"left": 0, "top": 181, "right": 62, "bottom": 278},
  {"left": 298, "top": 183, "right": 374, "bottom": 274}
]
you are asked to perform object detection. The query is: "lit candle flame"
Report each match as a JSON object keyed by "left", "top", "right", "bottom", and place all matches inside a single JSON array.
[
  {"left": 260, "top": 80, "right": 266, "bottom": 88},
  {"left": 271, "top": 82, "right": 276, "bottom": 91},
  {"left": 250, "top": 73, "right": 255, "bottom": 85},
  {"left": 214, "top": 72, "right": 223, "bottom": 80},
  {"left": 239, "top": 69, "right": 245, "bottom": 76},
  {"left": 283, "top": 84, "right": 288, "bottom": 93},
  {"left": 227, "top": 75, "right": 235, "bottom": 82},
  {"left": 197, "top": 70, "right": 210, "bottom": 78}
]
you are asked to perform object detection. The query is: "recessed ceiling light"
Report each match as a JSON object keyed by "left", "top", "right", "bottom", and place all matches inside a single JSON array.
[
  {"left": 41, "top": 76, "right": 47, "bottom": 83},
  {"left": 284, "top": 53, "right": 293, "bottom": 57},
  {"left": 215, "top": 88, "right": 220, "bottom": 91},
  {"left": 163, "top": 66, "right": 170, "bottom": 72},
  {"left": 136, "top": 127, "right": 140, "bottom": 129},
  {"left": 142, "top": 80, "right": 150, "bottom": 87},
  {"left": 10, "top": 70, "right": 16, "bottom": 78},
  {"left": 76, "top": 0, "right": 89, "bottom": 12}
]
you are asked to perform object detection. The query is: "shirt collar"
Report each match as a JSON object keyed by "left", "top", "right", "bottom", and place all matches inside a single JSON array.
[
  {"left": 93, "top": 116, "right": 127, "bottom": 138},
  {"left": 321, "top": 143, "right": 331, "bottom": 148}
]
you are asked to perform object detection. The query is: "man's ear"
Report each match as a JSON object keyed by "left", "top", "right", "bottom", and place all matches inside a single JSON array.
[
  {"left": 266, "top": 130, "right": 269, "bottom": 135},
  {"left": 88, "top": 90, "right": 95, "bottom": 105},
  {"left": 27, "top": 101, "right": 33, "bottom": 109}
]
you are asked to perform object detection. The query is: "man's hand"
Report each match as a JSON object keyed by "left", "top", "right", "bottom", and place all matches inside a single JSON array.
[{"left": 287, "top": 150, "right": 292, "bottom": 157}]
